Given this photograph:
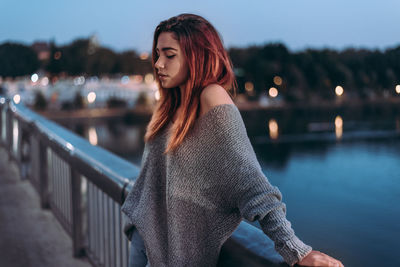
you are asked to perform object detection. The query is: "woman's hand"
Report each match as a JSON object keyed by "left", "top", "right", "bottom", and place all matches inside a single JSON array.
[{"left": 296, "top": 250, "right": 344, "bottom": 267}]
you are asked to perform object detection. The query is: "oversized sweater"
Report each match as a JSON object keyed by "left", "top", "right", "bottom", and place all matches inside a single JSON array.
[{"left": 121, "top": 104, "right": 312, "bottom": 266}]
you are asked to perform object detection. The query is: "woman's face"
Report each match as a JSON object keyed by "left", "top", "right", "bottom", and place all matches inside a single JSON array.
[{"left": 155, "top": 32, "right": 189, "bottom": 90}]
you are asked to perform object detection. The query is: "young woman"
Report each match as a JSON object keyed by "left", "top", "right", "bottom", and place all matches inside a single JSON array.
[{"left": 121, "top": 13, "right": 344, "bottom": 267}]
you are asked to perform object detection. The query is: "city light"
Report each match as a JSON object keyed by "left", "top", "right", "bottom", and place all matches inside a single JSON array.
[
  {"left": 335, "top": 86, "right": 344, "bottom": 96},
  {"left": 273, "top": 76, "right": 282, "bottom": 86},
  {"left": 268, "top": 119, "right": 279, "bottom": 140},
  {"left": 13, "top": 94, "right": 21, "bottom": 104},
  {"left": 74, "top": 76, "right": 85, "bottom": 86},
  {"left": 155, "top": 90, "right": 161, "bottom": 101},
  {"left": 145, "top": 73, "right": 154, "bottom": 84},
  {"left": 88, "top": 126, "right": 98, "bottom": 146},
  {"left": 335, "top": 115, "right": 343, "bottom": 139},
  {"left": 140, "top": 52, "right": 149, "bottom": 60},
  {"left": 396, "top": 85, "right": 400, "bottom": 94},
  {"left": 87, "top": 92, "right": 96, "bottom": 103},
  {"left": 133, "top": 75, "right": 143, "bottom": 83},
  {"left": 269, "top": 87, "right": 278, "bottom": 98},
  {"left": 245, "top": 82, "right": 254, "bottom": 92},
  {"left": 121, "top": 75, "right": 130, "bottom": 84},
  {"left": 41, "top": 77, "right": 49, "bottom": 86},
  {"left": 31, "top": 73, "right": 39, "bottom": 83}
]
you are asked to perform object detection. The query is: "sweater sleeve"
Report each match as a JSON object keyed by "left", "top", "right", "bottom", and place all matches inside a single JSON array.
[{"left": 196, "top": 104, "right": 312, "bottom": 266}]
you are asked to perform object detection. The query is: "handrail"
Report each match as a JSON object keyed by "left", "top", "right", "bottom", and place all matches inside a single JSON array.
[{"left": 0, "top": 95, "right": 285, "bottom": 267}]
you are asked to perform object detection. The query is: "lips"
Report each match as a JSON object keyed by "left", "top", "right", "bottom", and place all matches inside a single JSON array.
[{"left": 158, "top": 74, "right": 168, "bottom": 80}]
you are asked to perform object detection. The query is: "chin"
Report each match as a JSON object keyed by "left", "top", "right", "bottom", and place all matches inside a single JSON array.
[{"left": 162, "top": 82, "right": 177, "bottom": 89}]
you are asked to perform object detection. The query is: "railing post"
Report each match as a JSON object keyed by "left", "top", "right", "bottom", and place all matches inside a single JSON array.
[
  {"left": 15, "top": 118, "right": 23, "bottom": 174},
  {"left": 39, "top": 139, "right": 50, "bottom": 209},
  {"left": 6, "top": 104, "right": 12, "bottom": 156},
  {"left": 71, "top": 168, "right": 86, "bottom": 257},
  {"left": 0, "top": 101, "right": 3, "bottom": 145}
]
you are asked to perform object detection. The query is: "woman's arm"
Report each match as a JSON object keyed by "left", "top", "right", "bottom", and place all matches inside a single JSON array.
[{"left": 199, "top": 86, "right": 344, "bottom": 267}]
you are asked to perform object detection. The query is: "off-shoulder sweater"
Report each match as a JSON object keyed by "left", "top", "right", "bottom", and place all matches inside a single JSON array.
[{"left": 121, "top": 104, "right": 312, "bottom": 266}]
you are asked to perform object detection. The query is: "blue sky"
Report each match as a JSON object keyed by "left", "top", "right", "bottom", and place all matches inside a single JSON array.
[{"left": 1, "top": 0, "right": 400, "bottom": 53}]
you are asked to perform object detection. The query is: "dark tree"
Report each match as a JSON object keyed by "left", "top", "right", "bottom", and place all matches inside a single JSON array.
[{"left": 0, "top": 43, "right": 39, "bottom": 77}]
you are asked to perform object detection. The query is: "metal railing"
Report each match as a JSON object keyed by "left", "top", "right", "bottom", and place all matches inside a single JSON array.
[{"left": 0, "top": 95, "right": 285, "bottom": 267}]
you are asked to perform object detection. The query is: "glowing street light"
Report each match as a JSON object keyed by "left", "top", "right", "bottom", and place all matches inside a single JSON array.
[
  {"left": 335, "top": 86, "right": 344, "bottom": 96},
  {"left": 396, "top": 85, "right": 400, "bottom": 94},
  {"left": 269, "top": 87, "right": 278, "bottom": 98}
]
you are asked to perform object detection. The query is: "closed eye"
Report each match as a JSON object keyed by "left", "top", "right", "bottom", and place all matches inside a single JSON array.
[{"left": 167, "top": 55, "right": 176, "bottom": 59}]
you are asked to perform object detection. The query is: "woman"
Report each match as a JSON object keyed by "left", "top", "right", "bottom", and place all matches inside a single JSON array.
[{"left": 121, "top": 13, "right": 343, "bottom": 267}]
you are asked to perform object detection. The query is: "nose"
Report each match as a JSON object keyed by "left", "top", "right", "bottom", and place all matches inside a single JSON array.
[{"left": 155, "top": 57, "right": 164, "bottom": 70}]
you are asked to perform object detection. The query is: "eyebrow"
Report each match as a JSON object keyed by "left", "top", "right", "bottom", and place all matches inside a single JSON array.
[{"left": 156, "top": 47, "right": 178, "bottom": 52}]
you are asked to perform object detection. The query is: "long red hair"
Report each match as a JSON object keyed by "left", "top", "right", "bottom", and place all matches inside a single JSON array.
[{"left": 144, "top": 13, "right": 237, "bottom": 153}]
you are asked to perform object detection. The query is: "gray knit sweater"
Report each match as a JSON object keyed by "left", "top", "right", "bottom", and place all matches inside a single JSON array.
[{"left": 121, "top": 104, "right": 312, "bottom": 266}]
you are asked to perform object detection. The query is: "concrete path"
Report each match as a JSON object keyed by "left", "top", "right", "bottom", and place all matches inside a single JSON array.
[{"left": 0, "top": 146, "right": 91, "bottom": 267}]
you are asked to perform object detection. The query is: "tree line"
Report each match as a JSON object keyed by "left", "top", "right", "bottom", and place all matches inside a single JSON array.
[
  {"left": 0, "top": 38, "right": 152, "bottom": 78},
  {"left": 229, "top": 44, "right": 400, "bottom": 102},
  {"left": 1, "top": 38, "right": 399, "bottom": 102}
]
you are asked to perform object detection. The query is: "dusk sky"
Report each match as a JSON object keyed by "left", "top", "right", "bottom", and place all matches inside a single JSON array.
[{"left": 2, "top": 0, "right": 400, "bottom": 53}]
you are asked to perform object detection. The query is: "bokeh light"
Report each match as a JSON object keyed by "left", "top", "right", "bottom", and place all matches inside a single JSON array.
[
  {"left": 121, "top": 75, "right": 130, "bottom": 84},
  {"left": 140, "top": 52, "right": 149, "bottom": 60},
  {"left": 155, "top": 90, "right": 160, "bottom": 101},
  {"left": 41, "top": 77, "right": 49, "bottom": 86},
  {"left": 335, "top": 115, "right": 343, "bottom": 139},
  {"left": 273, "top": 76, "right": 282, "bottom": 86},
  {"left": 31, "top": 73, "right": 39, "bottom": 83},
  {"left": 268, "top": 119, "right": 279, "bottom": 140},
  {"left": 396, "top": 85, "right": 400, "bottom": 94},
  {"left": 13, "top": 94, "right": 21, "bottom": 104},
  {"left": 74, "top": 76, "right": 85, "bottom": 86},
  {"left": 133, "top": 75, "right": 143, "bottom": 83},
  {"left": 269, "top": 87, "right": 278, "bottom": 98},
  {"left": 245, "top": 82, "right": 254, "bottom": 92},
  {"left": 88, "top": 126, "right": 98, "bottom": 146},
  {"left": 145, "top": 73, "right": 154, "bottom": 84},
  {"left": 87, "top": 92, "right": 96, "bottom": 103},
  {"left": 335, "top": 86, "right": 344, "bottom": 96}
]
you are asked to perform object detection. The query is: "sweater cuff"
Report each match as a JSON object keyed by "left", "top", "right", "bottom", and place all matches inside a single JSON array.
[{"left": 275, "top": 235, "right": 312, "bottom": 266}]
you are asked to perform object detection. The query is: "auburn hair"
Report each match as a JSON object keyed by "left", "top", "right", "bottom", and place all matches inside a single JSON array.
[{"left": 144, "top": 13, "right": 237, "bottom": 153}]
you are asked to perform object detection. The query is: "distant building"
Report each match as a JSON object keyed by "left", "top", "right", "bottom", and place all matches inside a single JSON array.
[{"left": 31, "top": 41, "right": 50, "bottom": 61}]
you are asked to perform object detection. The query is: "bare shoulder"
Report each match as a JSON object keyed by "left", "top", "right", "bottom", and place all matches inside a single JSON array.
[{"left": 199, "top": 84, "right": 234, "bottom": 117}]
